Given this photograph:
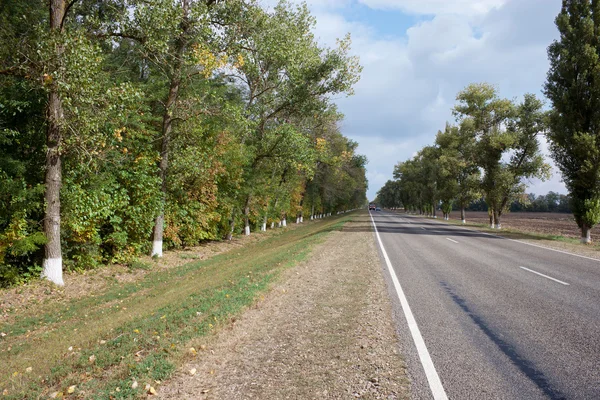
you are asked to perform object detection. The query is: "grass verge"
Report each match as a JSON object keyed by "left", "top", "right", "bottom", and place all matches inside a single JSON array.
[{"left": 0, "top": 214, "right": 353, "bottom": 399}]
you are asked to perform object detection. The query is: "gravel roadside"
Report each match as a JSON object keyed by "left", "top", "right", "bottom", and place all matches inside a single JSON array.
[{"left": 158, "top": 214, "right": 410, "bottom": 399}]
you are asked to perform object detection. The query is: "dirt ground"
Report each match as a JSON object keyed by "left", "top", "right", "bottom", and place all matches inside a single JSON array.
[
  {"left": 448, "top": 211, "right": 586, "bottom": 240},
  {"left": 0, "top": 230, "right": 277, "bottom": 326},
  {"left": 158, "top": 215, "right": 409, "bottom": 399}
]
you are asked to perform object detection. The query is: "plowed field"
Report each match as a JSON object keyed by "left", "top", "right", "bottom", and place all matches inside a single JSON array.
[{"left": 449, "top": 211, "right": 587, "bottom": 240}]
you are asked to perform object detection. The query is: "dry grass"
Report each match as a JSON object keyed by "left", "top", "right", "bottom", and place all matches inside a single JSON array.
[{"left": 0, "top": 216, "right": 351, "bottom": 399}]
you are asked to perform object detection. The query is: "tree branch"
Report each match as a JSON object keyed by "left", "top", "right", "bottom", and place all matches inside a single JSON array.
[{"left": 60, "top": 0, "right": 79, "bottom": 30}]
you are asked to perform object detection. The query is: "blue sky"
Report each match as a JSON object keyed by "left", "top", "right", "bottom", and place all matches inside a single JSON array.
[
  {"left": 341, "top": 4, "right": 423, "bottom": 37},
  {"left": 262, "top": 0, "right": 564, "bottom": 200}
]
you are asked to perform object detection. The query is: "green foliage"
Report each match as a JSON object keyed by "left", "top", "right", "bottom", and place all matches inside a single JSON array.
[
  {"left": 0, "top": 64, "right": 47, "bottom": 286},
  {"left": 545, "top": 0, "right": 600, "bottom": 238},
  {"left": 386, "top": 83, "right": 548, "bottom": 224},
  {"left": 0, "top": 0, "right": 366, "bottom": 286}
]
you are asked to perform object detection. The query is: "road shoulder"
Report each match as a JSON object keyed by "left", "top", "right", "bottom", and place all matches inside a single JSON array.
[{"left": 158, "top": 212, "right": 409, "bottom": 399}]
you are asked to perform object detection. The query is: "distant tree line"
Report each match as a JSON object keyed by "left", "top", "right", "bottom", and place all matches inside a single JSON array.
[
  {"left": 0, "top": 0, "right": 366, "bottom": 287},
  {"left": 464, "top": 192, "right": 571, "bottom": 213},
  {"left": 377, "top": 84, "right": 550, "bottom": 229},
  {"left": 378, "top": 1, "right": 600, "bottom": 244}
]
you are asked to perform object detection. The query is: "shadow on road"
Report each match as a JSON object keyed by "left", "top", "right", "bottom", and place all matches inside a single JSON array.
[
  {"left": 441, "top": 281, "right": 567, "bottom": 400},
  {"left": 352, "top": 213, "right": 573, "bottom": 244},
  {"left": 343, "top": 215, "right": 499, "bottom": 239}
]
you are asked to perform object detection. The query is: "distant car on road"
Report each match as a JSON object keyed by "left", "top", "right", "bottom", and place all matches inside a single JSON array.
[
  {"left": 369, "top": 203, "right": 376, "bottom": 210},
  {"left": 375, "top": 207, "right": 381, "bottom": 211}
]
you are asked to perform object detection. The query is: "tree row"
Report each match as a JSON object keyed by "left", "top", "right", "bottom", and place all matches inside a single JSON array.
[
  {"left": 377, "top": 83, "right": 549, "bottom": 230},
  {"left": 379, "top": 1, "right": 600, "bottom": 245},
  {"left": 0, "top": 0, "right": 367, "bottom": 286}
]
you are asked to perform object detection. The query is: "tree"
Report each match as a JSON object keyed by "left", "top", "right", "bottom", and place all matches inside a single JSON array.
[
  {"left": 394, "top": 159, "right": 426, "bottom": 214},
  {"left": 377, "top": 180, "right": 403, "bottom": 209},
  {"left": 229, "top": 1, "right": 361, "bottom": 237},
  {"left": 545, "top": 0, "right": 600, "bottom": 243},
  {"left": 490, "top": 94, "right": 550, "bottom": 228},
  {"left": 453, "top": 83, "right": 514, "bottom": 228},
  {"left": 0, "top": 0, "right": 367, "bottom": 287},
  {"left": 435, "top": 122, "right": 480, "bottom": 222},
  {"left": 0, "top": 0, "right": 121, "bottom": 284}
]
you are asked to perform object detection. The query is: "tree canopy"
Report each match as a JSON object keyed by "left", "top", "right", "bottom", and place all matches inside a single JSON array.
[{"left": 0, "top": 0, "right": 367, "bottom": 287}]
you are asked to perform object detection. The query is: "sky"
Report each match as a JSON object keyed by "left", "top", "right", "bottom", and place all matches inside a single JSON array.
[{"left": 261, "top": 0, "right": 564, "bottom": 200}]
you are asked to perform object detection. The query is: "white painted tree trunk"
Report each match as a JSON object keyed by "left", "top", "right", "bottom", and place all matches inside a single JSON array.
[
  {"left": 310, "top": 215, "right": 313, "bottom": 220},
  {"left": 245, "top": 225, "right": 250, "bottom": 235},
  {"left": 300, "top": 216, "right": 303, "bottom": 223},
  {"left": 278, "top": 221, "right": 282, "bottom": 228},
  {"left": 296, "top": 217, "right": 300, "bottom": 224},
  {"left": 581, "top": 228, "right": 592, "bottom": 244},
  {"left": 282, "top": 218, "right": 287, "bottom": 227},
  {"left": 496, "top": 223, "right": 501, "bottom": 230},
  {"left": 41, "top": 258, "right": 64, "bottom": 286},
  {"left": 262, "top": 213, "right": 268, "bottom": 232},
  {"left": 462, "top": 219, "right": 466, "bottom": 224},
  {"left": 271, "top": 222, "right": 275, "bottom": 229},
  {"left": 152, "top": 240, "right": 163, "bottom": 257}
]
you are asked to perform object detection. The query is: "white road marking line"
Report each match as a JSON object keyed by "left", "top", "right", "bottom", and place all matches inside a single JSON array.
[
  {"left": 519, "top": 267, "right": 570, "bottom": 286},
  {"left": 421, "top": 227, "right": 426, "bottom": 230},
  {"left": 446, "top": 238, "right": 459, "bottom": 244},
  {"left": 507, "top": 238, "right": 600, "bottom": 262},
  {"left": 369, "top": 212, "right": 448, "bottom": 400},
  {"left": 428, "top": 219, "right": 600, "bottom": 264}
]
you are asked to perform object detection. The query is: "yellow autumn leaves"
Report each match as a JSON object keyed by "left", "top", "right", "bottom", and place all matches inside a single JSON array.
[{"left": 192, "top": 44, "right": 245, "bottom": 78}]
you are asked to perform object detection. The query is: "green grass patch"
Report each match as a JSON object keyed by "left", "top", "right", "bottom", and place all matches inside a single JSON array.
[
  {"left": 0, "top": 213, "right": 355, "bottom": 399},
  {"left": 127, "top": 260, "right": 152, "bottom": 271}
]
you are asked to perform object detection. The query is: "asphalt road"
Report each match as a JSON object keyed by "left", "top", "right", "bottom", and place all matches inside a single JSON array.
[{"left": 368, "top": 210, "right": 600, "bottom": 400}]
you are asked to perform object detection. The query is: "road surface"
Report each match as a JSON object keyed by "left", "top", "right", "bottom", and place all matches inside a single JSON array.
[{"left": 368, "top": 210, "right": 600, "bottom": 400}]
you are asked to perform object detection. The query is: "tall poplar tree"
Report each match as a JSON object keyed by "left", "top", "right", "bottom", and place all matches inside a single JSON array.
[{"left": 545, "top": 0, "right": 600, "bottom": 243}]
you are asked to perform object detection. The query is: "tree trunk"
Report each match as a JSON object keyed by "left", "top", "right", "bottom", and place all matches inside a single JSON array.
[
  {"left": 261, "top": 211, "right": 267, "bottom": 231},
  {"left": 226, "top": 210, "right": 236, "bottom": 241},
  {"left": 488, "top": 209, "right": 494, "bottom": 229},
  {"left": 151, "top": 84, "right": 177, "bottom": 257},
  {"left": 41, "top": 0, "right": 68, "bottom": 286},
  {"left": 151, "top": 0, "right": 189, "bottom": 257},
  {"left": 297, "top": 192, "right": 305, "bottom": 223},
  {"left": 581, "top": 225, "right": 592, "bottom": 244},
  {"left": 243, "top": 195, "right": 251, "bottom": 236},
  {"left": 43, "top": 91, "right": 65, "bottom": 285},
  {"left": 461, "top": 207, "right": 466, "bottom": 224},
  {"left": 432, "top": 202, "right": 437, "bottom": 218},
  {"left": 272, "top": 196, "right": 279, "bottom": 225},
  {"left": 493, "top": 209, "right": 500, "bottom": 229}
]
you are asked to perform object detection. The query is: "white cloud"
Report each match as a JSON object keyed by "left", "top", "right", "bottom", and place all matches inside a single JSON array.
[
  {"left": 358, "top": 0, "right": 506, "bottom": 16},
  {"left": 259, "top": 0, "right": 566, "bottom": 198}
]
